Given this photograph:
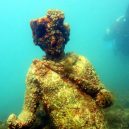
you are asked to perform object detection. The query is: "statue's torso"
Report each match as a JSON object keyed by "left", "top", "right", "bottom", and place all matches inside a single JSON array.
[{"left": 30, "top": 53, "right": 106, "bottom": 129}]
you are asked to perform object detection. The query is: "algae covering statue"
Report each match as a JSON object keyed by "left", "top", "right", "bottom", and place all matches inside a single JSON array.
[{"left": 7, "top": 10, "right": 113, "bottom": 129}]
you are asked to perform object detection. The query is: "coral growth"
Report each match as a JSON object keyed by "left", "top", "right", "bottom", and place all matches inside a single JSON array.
[{"left": 7, "top": 10, "right": 113, "bottom": 129}]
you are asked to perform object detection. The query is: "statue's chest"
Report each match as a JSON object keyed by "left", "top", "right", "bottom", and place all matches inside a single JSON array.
[
  {"left": 40, "top": 70, "right": 75, "bottom": 96},
  {"left": 40, "top": 70, "right": 63, "bottom": 95},
  {"left": 39, "top": 70, "right": 84, "bottom": 109}
]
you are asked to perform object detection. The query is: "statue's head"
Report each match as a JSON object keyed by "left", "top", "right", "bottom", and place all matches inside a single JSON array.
[{"left": 30, "top": 10, "right": 70, "bottom": 58}]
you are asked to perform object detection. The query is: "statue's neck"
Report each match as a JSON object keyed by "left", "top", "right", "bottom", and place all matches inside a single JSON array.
[{"left": 45, "top": 51, "right": 65, "bottom": 61}]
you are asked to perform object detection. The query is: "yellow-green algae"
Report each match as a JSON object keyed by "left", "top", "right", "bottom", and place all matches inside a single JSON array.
[{"left": 7, "top": 53, "right": 113, "bottom": 129}]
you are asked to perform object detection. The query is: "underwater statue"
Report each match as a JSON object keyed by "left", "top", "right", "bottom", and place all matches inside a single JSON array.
[{"left": 7, "top": 10, "right": 113, "bottom": 129}]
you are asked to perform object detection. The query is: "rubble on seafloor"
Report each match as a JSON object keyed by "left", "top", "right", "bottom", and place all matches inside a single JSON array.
[
  {"left": 104, "top": 104, "right": 129, "bottom": 129},
  {"left": 0, "top": 121, "right": 7, "bottom": 129}
]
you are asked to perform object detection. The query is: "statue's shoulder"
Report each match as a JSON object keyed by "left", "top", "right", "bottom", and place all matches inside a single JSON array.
[
  {"left": 67, "top": 52, "right": 91, "bottom": 66},
  {"left": 32, "top": 59, "right": 44, "bottom": 67},
  {"left": 27, "top": 59, "right": 49, "bottom": 78},
  {"left": 66, "top": 52, "right": 93, "bottom": 76}
]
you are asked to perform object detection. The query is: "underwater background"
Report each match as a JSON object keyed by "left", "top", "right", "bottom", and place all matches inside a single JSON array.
[{"left": 0, "top": 0, "right": 129, "bottom": 127}]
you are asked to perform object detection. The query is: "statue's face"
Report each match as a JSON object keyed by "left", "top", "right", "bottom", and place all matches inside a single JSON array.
[{"left": 30, "top": 10, "right": 70, "bottom": 57}]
